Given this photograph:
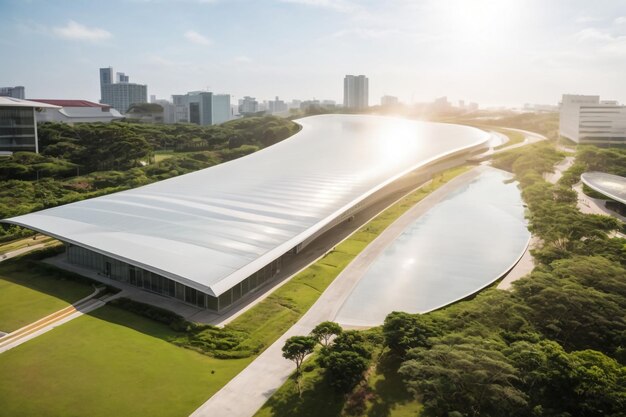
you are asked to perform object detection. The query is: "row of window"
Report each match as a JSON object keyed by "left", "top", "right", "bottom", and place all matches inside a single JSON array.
[{"left": 66, "top": 244, "right": 283, "bottom": 311}]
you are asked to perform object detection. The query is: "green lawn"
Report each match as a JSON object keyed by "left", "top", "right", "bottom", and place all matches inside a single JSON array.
[
  {"left": 0, "top": 305, "right": 250, "bottom": 417},
  {"left": 0, "top": 260, "right": 93, "bottom": 332},
  {"left": 256, "top": 350, "right": 422, "bottom": 417}
]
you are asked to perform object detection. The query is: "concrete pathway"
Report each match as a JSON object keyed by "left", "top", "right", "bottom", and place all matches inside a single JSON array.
[
  {"left": 470, "top": 127, "right": 547, "bottom": 162},
  {"left": 0, "top": 243, "right": 45, "bottom": 263},
  {"left": 544, "top": 156, "right": 575, "bottom": 184},
  {"left": 190, "top": 167, "right": 487, "bottom": 417},
  {"left": 494, "top": 127, "right": 547, "bottom": 153},
  {"left": 497, "top": 236, "right": 538, "bottom": 290},
  {"left": 0, "top": 287, "right": 114, "bottom": 354}
]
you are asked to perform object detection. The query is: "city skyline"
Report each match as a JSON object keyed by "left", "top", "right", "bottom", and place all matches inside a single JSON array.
[{"left": 1, "top": 0, "right": 626, "bottom": 107}]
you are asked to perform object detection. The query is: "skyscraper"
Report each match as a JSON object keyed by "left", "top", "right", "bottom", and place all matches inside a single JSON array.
[
  {"left": 99, "top": 67, "right": 147, "bottom": 113},
  {"left": 0, "top": 86, "right": 25, "bottom": 99},
  {"left": 343, "top": 75, "right": 369, "bottom": 110}
]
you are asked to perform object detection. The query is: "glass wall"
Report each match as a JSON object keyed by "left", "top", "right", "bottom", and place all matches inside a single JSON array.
[
  {"left": 0, "top": 107, "right": 36, "bottom": 152},
  {"left": 66, "top": 244, "right": 283, "bottom": 311}
]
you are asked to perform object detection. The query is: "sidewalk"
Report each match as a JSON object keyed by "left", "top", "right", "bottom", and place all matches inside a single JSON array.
[
  {"left": 0, "top": 287, "right": 112, "bottom": 354},
  {"left": 0, "top": 243, "right": 45, "bottom": 263}
]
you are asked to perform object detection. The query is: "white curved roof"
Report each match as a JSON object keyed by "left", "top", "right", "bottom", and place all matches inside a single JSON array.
[
  {"left": 4, "top": 115, "right": 489, "bottom": 297},
  {"left": 581, "top": 172, "right": 626, "bottom": 204}
]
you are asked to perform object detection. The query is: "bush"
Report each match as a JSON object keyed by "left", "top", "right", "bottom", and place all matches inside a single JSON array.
[{"left": 109, "top": 297, "right": 192, "bottom": 331}]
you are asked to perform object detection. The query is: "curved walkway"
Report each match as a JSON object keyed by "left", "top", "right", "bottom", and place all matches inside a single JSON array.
[{"left": 191, "top": 167, "right": 487, "bottom": 417}]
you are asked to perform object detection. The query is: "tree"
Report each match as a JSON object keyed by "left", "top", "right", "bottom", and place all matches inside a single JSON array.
[
  {"left": 310, "top": 321, "right": 342, "bottom": 347},
  {"left": 399, "top": 335, "right": 527, "bottom": 417},
  {"left": 322, "top": 350, "right": 369, "bottom": 393},
  {"left": 506, "top": 340, "right": 626, "bottom": 417},
  {"left": 514, "top": 269, "right": 626, "bottom": 355},
  {"left": 282, "top": 335, "right": 316, "bottom": 396},
  {"left": 282, "top": 336, "right": 317, "bottom": 374},
  {"left": 382, "top": 311, "right": 438, "bottom": 355}
]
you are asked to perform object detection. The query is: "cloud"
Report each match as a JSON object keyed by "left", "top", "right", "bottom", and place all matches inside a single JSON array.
[
  {"left": 574, "top": 28, "right": 626, "bottom": 58},
  {"left": 575, "top": 28, "right": 614, "bottom": 42},
  {"left": 234, "top": 55, "right": 252, "bottom": 64},
  {"left": 279, "top": 0, "right": 355, "bottom": 12},
  {"left": 184, "top": 30, "right": 212, "bottom": 45},
  {"left": 575, "top": 16, "right": 602, "bottom": 24},
  {"left": 615, "top": 16, "right": 626, "bottom": 25},
  {"left": 52, "top": 20, "right": 112, "bottom": 42}
]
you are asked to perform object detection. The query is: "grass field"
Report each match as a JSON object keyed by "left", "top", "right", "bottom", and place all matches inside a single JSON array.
[
  {"left": 0, "top": 305, "right": 251, "bottom": 417},
  {"left": 0, "top": 260, "right": 93, "bottom": 332},
  {"left": 255, "top": 350, "right": 422, "bottom": 417}
]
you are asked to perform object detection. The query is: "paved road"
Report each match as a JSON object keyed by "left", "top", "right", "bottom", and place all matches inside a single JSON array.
[
  {"left": 190, "top": 167, "right": 486, "bottom": 417},
  {"left": 0, "top": 243, "right": 45, "bottom": 263},
  {"left": 0, "top": 287, "right": 112, "bottom": 354}
]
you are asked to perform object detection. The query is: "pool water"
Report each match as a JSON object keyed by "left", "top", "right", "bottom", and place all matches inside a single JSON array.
[{"left": 335, "top": 168, "right": 530, "bottom": 327}]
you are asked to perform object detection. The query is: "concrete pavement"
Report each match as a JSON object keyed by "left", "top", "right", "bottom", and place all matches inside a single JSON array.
[
  {"left": 0, "top": 286, "right": 113, "bottom": 354},
  {"left": 544, "top": 156, "right": 575, "bottom": 184},
  {"left": 0, "top": 243, "right": 45, "bottom": 263}
]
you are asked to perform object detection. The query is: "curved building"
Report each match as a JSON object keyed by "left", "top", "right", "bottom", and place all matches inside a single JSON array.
[
  {"left": 580, "top": 172, "right": 626, "bottom": 218},
  {"left": 3, "top": 115, "right": 490, "bottom": 311}
]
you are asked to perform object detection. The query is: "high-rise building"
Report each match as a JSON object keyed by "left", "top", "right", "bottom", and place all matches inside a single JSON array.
[
  {"left": 99, "top": 67, "right": 147, "bottom": 113},
  {"left": 381, "top": 95, "right": 399, "bottom": 106},
  {"left": 268, "top": 96, "right": 287, "bottom": 114},
  {"left": 174, "top": 91, "right": 231, "bottom": 126},
  {"left": 238, "top": 96, "right": 259, "bottom": 115},
  {"left": 559, "top": 94, "right": 626, "bottom": 145},
  {"left": 0, "top": 86, "right": 26, "bottom": 99},
  {"left": 99, "top": 67, "right": 114, "bottom": 99},
  {"left": 343, "top": 75, "right": 369, "bottom": 110},
  {"left": 116, "top": 72, "right": 129, "bottom": 83}
]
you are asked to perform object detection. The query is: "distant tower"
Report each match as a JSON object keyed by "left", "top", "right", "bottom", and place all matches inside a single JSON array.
[
  {"left": 99, "top": 67, "right": 147, "bottom": 113},
  {"left": 99, "top": 67, "right": 114, "bottom": 100},
  {"left": 343, "top": 75, "right": 369, "bottom": 110}
]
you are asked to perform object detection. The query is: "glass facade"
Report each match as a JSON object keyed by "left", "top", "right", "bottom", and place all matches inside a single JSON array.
[
  {"left": 0, "top": 107, "right": 37, "bottom": 152},
  {"left": 66, "top": 244, "right": 282, "bottom": 311}
]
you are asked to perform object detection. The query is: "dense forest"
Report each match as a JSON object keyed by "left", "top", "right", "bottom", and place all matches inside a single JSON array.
[
  {"left": 0, "top": 116, "right": 300, "bottom": 241},
  {"left": 262, "top": 142, "right": 626, "bottom": 417}
]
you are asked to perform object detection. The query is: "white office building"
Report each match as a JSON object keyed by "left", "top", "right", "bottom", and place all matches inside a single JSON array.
[
  {"left": 238, "top": 96, "right": 259, "bottom": 115},
  {"left": 343, "top": 75, "right": 369, "bottom": 110},
  {"left": 99, "top": 67, "right": 148, "bottom": 114},
  {"left": 173, "top": 91, "right": 231, "bottom": 126},
  {"left": 381, "top": 95, "right": 399, "bottom": 106},
  {"left": 559, "top": 94, "right": 626, "bottom": 145},
  {"left": 268, "top": 96, "right": 288, "bottom": 114}
]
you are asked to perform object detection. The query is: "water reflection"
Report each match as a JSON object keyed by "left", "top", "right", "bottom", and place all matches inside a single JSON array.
[{"left": 335, "top": 168, "right": 530, "bottom": 327}]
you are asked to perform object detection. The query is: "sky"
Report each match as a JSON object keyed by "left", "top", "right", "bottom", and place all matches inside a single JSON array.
[{"left": 1, "top": 0, "right": 626, "bottom": 107}]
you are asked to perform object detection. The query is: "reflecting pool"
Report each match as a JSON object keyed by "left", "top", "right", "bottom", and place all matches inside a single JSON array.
[{"left": 335, "top": 168, "right": 530, "bottom": 327}]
